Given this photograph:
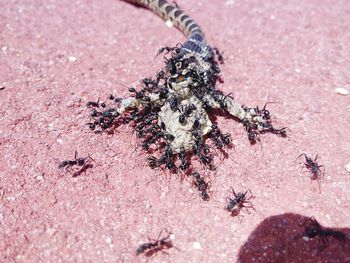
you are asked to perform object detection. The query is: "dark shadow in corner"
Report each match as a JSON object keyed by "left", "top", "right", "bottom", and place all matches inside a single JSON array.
[{"left": 237, "top": 213, "right": 349, "bottom": 263}]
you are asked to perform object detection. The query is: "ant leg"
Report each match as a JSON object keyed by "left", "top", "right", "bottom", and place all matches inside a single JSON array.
[
  {"left": 296, "top": 153, "right": 307, "bottom": 163},
  {"left": 318, "top": 165, "right": 325, "bottom": 175},
  {"left": 230, "top": 187, "right": 237, "bottom": 197}
]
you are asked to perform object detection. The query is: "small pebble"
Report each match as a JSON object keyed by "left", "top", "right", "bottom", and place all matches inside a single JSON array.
[
  {"left": 165, "top": 20, "right": 173, "bottom": 28},
  {"left": 193, "top": 241, "right": 202, "bottom": 250},
  {"left": 344, "top": 162, "right": 350, "bottom": 173},
  {"left": 68, "top": 56, "right": 77, "bottom": 62},
  {"left": 335, "top": 87, "right": 349, "bottom": 95}
]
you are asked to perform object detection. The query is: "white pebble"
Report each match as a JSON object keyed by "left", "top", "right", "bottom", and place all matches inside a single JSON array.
[
  {"left": 68, "top": 56, "right": 77, "bottom": 62},
  {"left": 192, "top": 241, "right": 202, "bottom": 249},
  {"left": 165, "top": 20, "right": 173, "bottom": 28},
  {"left": 344, "top": 162, "right": 350, "bottom": 173},
  {"left": 335, "top": 87, "right": 349, "bottom": 95},
  {"left": 225, "top": 0, "right": 236, "bottom": 5}
]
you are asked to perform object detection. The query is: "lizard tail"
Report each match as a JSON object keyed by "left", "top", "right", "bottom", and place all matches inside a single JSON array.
[{"left": 123, "top": 0, "right": 205, "bottom": 42}]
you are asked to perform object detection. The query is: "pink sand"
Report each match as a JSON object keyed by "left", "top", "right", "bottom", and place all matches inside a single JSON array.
[{"left": 1, "top": 0, "right": 350, "bottom": 262}]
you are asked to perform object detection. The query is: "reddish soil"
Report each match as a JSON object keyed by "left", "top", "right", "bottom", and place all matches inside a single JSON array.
[{"left": 1, "top": 0, "right": 350, "bottom": 262}]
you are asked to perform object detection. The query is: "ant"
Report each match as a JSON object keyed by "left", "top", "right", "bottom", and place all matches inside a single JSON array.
[
  {"left": 293, "top": 216, "right": 347, "bottom": 252},
  {"left": 156, "top": 70, "right": 167, "bottom": 84},
  {"left": 178, "top": 104, "right": 196, "bottom": 124},
  {"left": 210, "top": 124, "right": 232, "bottom": 149},
  {"left": 90, "top": 109, "right": 102, "bottom": 118},
  {"left": 225, "top": 188, "right": 255, "bottom": 216},
  {"left": 157, "top": 44, "right": 181, "bottom": 56},
  {"left": 192, "top": 138, "right": 213, "bottom": 166},
  {"left": 86, "top": 121, "right": 98, "bottom": 131},
  {"left": 178, "top": 146, "right": 188, "bottom": 171},
  {"left": 148, "top": 156, "right": 159, "bottom": 169},
  {"left": 220, "top": 93, "right": 234, "bottom": 109},
  {"left": 169, "top": 95, "right": 181, "bottom": 111},
  {"left": 142, "top": 77, "right": 158, "bottom": 91},
  {"left": 107, "top": 94, "right": 122, "bottom": 103},
  {"left": 58, "top": 151, "right": 94, "bottom": 171},
  {"left": 242, "top": 118, "right": 257, "bottom": 142},
  {"left": 192, "top": 172, "right": 210, "bottom": 201},
  {"left": 213, "top": 47, "right": 224, "bottom": 64},
  {"left": 136, "top": 229, "right": 174, "bottom": 257},
  {"left": 128, "top": 87, "right": 149, "bottom": 101},
  {"left": 158, "top": 87, "right": 169, "bottom": 99},
  {"left": 158, "top": 145, "right": 175, "bottom": 170},
  {"left": 268, "top": 126, "right": 287, "bottom": 137},
  {"left": 297, "top": 153, "right": 325, "bottom": 189},
  {"left": 257, "top": 102, "right": 271, "bottom": 120},
  {"left": 86, "top": 98, "right": 106, "bottom": 108},
  {"left": 142, "top": 134, "right": 160, "bottom": 150}
]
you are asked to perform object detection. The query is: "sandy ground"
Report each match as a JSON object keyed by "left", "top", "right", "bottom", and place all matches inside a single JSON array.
[{"left": 1, "top": 0, "right": 350, "bottom": 262}]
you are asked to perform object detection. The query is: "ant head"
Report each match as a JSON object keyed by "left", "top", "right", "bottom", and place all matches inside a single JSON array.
[
  {"left": 305, "top": 225, "right": 320, "bottom": 238},
  {"left": 248, "top": 132, "right": 256, "bottom": 141},
  {"left": 192, "top": 172, "right": 200, "bottom": 179}
]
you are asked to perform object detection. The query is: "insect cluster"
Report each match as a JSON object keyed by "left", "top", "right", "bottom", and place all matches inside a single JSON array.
[{"left": 84, "top": 43, "right": 287, "bottom": 199}]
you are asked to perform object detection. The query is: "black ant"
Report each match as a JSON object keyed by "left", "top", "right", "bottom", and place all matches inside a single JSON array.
[
  {"left": 178, "top": 104, "right": 196, "bottom": 124},
  {"left": 108, "top": 94, "right": 122, "bottom": 103},
  {"left": 194, "top": 88, "right": 205, "bottom": 101},
  {"left": 178, "top": 146, "right": 188, "bottom": 171},
  {"left": 156, "top": 70, "right": 167, "bottom": 84},
  {"left": 192, "top": 138, "right": 213, "bottom": 166},
  {"left": 241, "top": 118, "right": 259, "bottom": 143},
  {"left": 192, "top": 172, "right": 210, "bottom": 201},
  {"left": 210, "top": 124, "right": 232, "bottom": 149},
  {"left": 192, "top": 119, "right": 201, "bottom": 134},
  {"left": 86, "top": 121, "right": 98, "bottom": 131},
  {"left": 213, "top": 47, "right": 224, "bottom": 64},
  {"left": 58, "top": 151, "right": 94, "bottom": 171},
  {"left": 158, "top": 87, "right": 168, "bottom": 99},
  {"left": 128, "top": 87, "right": 150, "bottom": 101},
  {"left": 258, "top": 102, "right": 271, "bottom": 120},
  {"left": 148, "top": 156, "right": 159, "bottom": 169},
  {"left": 90, "top": 109, "right": 102, "bottom": 118},
  {"left": 211, "top": 90, "right": 233, "bottom": 109},
  {"left": 225, "top": 188, "right": 254, "bottom": 216},
  {"left": 86, "top": 98, "right": 106, "bottom": 108},
  {"left": 297, "top": 153, "right": 325, "bottom": 188},
  {"left": 269, "top": 126, "right": 287, "bottom": 137},
  {"left": 293, "top": 216, "right": 347, "bottom": 252},
  {"left": 136, "top": 229, "right": 173, "bottom": 257},
  {"left": 169, "top": 95, "right": 181, "bottom": 111},
  {"left": 142, "top": 77, "right": 158, "bottom": 91},
  {"left": 157, "top": 44, "right": 182, "bottom": 56},
  {"left": 142, "top": 134, "right": 160, "bottom": 150},
  {"left": 161, "top": 145, "right": 175, "bottom": 170},
  {"left": 253, "top": 102, "right": 275, "bottom": 121}
]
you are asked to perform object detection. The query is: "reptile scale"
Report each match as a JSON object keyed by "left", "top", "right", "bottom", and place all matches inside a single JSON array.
[{"left": 87, "top": 0, "right": 286, "bottom": 196}]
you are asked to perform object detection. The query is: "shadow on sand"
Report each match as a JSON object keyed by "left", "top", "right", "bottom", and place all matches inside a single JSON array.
[{"left": 237, "top": 213, "right": 349, "bottom": 263}]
